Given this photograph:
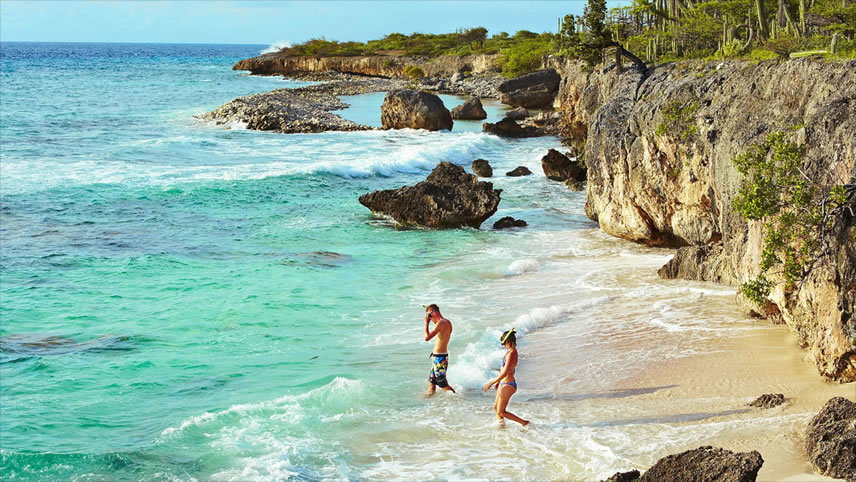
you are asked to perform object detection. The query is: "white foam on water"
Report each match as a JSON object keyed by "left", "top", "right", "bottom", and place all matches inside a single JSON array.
[
  {"left": 506, "top": 258, "right": 539, "bottom": 276},
  {"left": 259, "top": 41, "right": 291, "bottom": 55}
]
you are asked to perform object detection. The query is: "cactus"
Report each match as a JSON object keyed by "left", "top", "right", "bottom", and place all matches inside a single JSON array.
[
  {"left": 755, "top": 0, "right": 770, "bottom": 39},
  {"left": 831, "top": 32, "right": 840, "bottom": 54}
]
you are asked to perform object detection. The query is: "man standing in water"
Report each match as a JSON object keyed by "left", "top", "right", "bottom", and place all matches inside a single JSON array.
[{"left": 424, "top": 304, "right": 456, "bottom": 396}]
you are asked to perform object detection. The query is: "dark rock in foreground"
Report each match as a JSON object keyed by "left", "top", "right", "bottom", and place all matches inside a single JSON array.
[
  {"left": 506, "top": 166, "right": 532, "bottom": 177},
  {"left": 541, "top": 148, "right": 586, "bottom": 183},
  {"left": 505, "top": 106, "right": 530, "bottom": 120},
  {"left": 805, "top": 397, "right": 856, "bottom": 480},
  {"left": 358, "top": 162, "right": 501, "bottom": 229},
  {"left": 471, "top": 159, "right": 493, "bottom": 177},
  {"left": 381, "top": 90, "right": 453, "bottom": 131},
  {"left": 482, "top": 117, "right": 544, "bottom": 138},
  {"left": 493, "top": 217, "right": 527, "bottom": 229},
  {"left": 640, "top": 446, "right": 763, "bottom": 482},
  {"left": 748, "top": 393, "right": 785, "bottom": 409},
  {"left": 498, "top": 68, "right": 561, "bottom": 109},
  {"left": 602, "top": 470, "right": 641, "bottom": 482},
  {"left": 451, "top": 96, "right": 487, "bottom": 120}
]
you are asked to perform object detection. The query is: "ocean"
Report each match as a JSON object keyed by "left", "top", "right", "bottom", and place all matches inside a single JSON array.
[{"left": 0, "top": 42, "right": 838, "bottom": 481}]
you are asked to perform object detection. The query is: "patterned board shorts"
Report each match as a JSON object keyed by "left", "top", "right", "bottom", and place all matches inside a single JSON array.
[{"left": 429, "top": 353, "right": 449, "bottom": 388}]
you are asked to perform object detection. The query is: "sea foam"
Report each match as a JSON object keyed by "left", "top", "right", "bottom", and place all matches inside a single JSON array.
[{"left": 260, "top": 41, "right": 291, "bottom": 55}]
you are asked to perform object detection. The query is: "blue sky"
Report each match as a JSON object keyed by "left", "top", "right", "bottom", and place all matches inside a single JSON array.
[{"left": 0, "top": 1, "right": 624, "bottom": 45}]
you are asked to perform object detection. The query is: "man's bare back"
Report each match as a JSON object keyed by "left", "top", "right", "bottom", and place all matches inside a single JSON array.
[{"left": 424, "top": 304, "right": 455, "bottom": 395}]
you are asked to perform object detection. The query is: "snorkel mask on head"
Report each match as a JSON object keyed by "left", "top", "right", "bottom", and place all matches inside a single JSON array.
[{"left": 500, "top": 327, "right": 516, "bottom": 345}]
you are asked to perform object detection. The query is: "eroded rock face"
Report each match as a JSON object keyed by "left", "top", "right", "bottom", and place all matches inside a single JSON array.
[
  {"left": 541, "top": 148, "right": 586, "bottom": 183},
  {"left": 472, "top": 159, "right": 493, "bottom": 177},
  {"left": 748, "top": 393, "right": 786, "bottom": 408},
  {"left": 358, "top": 162, "right": 501, "bottom": 229},
  {"left": 505, "top": 106, "right": 530, "bottom": 120},
  {"left": 451, "top": 97, "right": 487, "bottom": 120},
  {"left": 482, "top": 118, "right": 544, "bottom": 138},
  {"left": 381, "top": 90, "right": 453, "bottom": 131},
  {"left": 553, "top": 57, "right": 856, "bottom": 381},
  {"left": 805, "top": 397, "right": 856, "bottom": 480},
  {"left": 639, "top": 446, "right": 763, "bottom": 482},
  {"left": 499, "top": 68, "right": 561, "bottom": 109},
  {"left": 506, "top": 166, "right": 532, "bottom": 177},
  {"left": 493, "top": 217, "right": 527, "bottom": 229}
]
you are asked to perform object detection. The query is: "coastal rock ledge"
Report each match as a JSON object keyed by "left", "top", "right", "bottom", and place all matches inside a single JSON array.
[{"left": 358, "top": 162, "right": 501, "bottom": 229}]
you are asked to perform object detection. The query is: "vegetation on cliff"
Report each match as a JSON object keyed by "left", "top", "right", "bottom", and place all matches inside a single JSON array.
[{"left": 732, "top": 131, "right": 854, "bottom": 306}]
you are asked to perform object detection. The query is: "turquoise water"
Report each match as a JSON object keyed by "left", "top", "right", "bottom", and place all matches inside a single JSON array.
[{"left": 1, "top": 42, "right": 774, "bottom": 480}]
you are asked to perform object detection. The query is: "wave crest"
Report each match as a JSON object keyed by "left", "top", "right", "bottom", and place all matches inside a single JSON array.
[{"left": 260, "top": 41, "right": 291, "bottom": 55}]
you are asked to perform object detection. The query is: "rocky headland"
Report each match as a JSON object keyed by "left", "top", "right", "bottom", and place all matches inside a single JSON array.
[{"left": 551, "top": 57, "right": 856, "bottom": 382}]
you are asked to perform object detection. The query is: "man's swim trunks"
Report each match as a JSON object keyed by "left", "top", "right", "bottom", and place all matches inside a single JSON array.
[{"left": 429, "top": 353, "right": 450, "bottom": 388}]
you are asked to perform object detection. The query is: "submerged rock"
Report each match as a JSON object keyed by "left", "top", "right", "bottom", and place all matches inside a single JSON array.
[
  {"left": 748, "top": 393, "right": 786, "bottom": 409},
  {"left": 482, "top": 117, "right": 544, "bottom": 138},
  {"left": 498, "top": 68, "right": 561, "bottom": 109},
  {"left": 541, "top": 148, "right": 586, "bottom": 183},
  {"left": 471, "top": 159, "right": 493, "bottom": 177},
  {"left": 640, "top": 446, "right": 763, "bottom": 482},
  {"left": 380, "top": 89, "right": 453, "bottom": 131},
  {"left": 805, "top": 397, "right": 856, "bottom": 479},
  {"left": 505, "top": 106, "right": 530, "bottom": 120},
  {"left": 450, "top": 96, "right": 487, "bottom": 120},
  {"left": 506, "top": 166, "right": 532, "bottom": 177},
  {"left": 358, "top": 162, "right": 501, "bottom": 229},
  {"left": 492, "top": 217, "right": 527, "bottom": 229}
]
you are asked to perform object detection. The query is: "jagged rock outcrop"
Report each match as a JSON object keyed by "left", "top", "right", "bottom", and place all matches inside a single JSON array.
[
  {"left": 493, "top": 217, "right": 527, "bottom": 229},
  {"left": 506, "top": 166, "right": 532, "bottom": 177},
  {"left": 358, "top": 162, "right": 501, "bottom": 229},
  {"left": 505, "top": 106, "right": 530, "bottom": 120},
  {"left": 451, "top": 97, "right": 487, "bottom": 120},
  {"left": 805, "top": 397, "right": 856, "bottom": 480},
  {"left": 472, "top": 159, "right": 493, "bottom": 177},
  {"left": 482, "top": 118, "right": 544, "bottom": 138},
  {"left": 554, "top": 57, "right": 856, "bottom": 381},
  {"left": 233, "top": 53, "right": 501, "bottom": 78},
  {"left": 381, "top": 90, "right": 453, "bottom": 131},
  {"left": 541, "top": 148, "right": 585, "bottom": 184},
  {"left": 602, "top": 447, "right": 763, "bottom": 482},
  {"left": 498, "top": 68, "right": 561, "bottom": 109},
  {"left": 748, "top": 393, "right": 786, "bottom": 408}
]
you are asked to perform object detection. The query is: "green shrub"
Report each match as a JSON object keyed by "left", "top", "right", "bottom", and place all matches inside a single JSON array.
[
  {"left": 748, "top": 48, "right": 779, "bottom": 61},
  {"left": 500, "top": 38, "right": 555, "bottom": 78},
  {"left": 403, "top": 65, "right": 425, "bottom": 80}
]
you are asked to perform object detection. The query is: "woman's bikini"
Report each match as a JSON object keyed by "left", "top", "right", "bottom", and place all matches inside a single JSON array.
[{"left": 500, "top": 351, "right": 518, "bottom": 389}]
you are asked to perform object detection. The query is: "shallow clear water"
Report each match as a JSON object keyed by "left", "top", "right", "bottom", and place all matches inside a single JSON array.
[{"left": 1, "top": 42, "right": 787, "bottom": 481}]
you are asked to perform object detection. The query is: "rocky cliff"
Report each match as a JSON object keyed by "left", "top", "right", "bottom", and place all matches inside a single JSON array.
[
  {"left": 553, "top": 57, "right": 856, "bottom": 382},
  {"left": 233, "top": 53, "right": 500, "bottom": 78}
]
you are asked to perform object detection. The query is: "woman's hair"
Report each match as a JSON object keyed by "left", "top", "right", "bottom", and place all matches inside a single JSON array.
[{"left": 500, "top": 328, "right": 516, "bottom": 347}]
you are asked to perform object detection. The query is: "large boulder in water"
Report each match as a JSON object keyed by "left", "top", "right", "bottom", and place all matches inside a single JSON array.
[
  {"left": 381, "top": 90, "right": 453, "bottom": 131},
  {"left": 482, "top": 118, "right": 543, "bottom": 138},
  {"left": 505, "top": 106, "right": 530, "bottom": 120},
  {"left": 451, "top": 97, "right": 487, "bottom": 120},
  {"left": 358, "top": 162, "right": 501, "bottom": 229},
  {"left": 541, "top": 148, "right": 586, "bottom": 183},
  {"left": 498, "top": 68, "right": 561, "bottom": 109},
  {"left": 638, "top": 446, "right": 763, "bottom": 482},
  {"left": 472, "top": 159, "right": 493, "bottom": 177},
  {"left": 805, "top": 397, "right": 856, "bottom": 480}
]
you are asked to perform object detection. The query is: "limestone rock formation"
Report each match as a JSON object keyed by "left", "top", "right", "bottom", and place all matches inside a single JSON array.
[
  {"left": 748, "top": 393, "right": 786, "bottom": 408},
  {"left": 506, "top": 166, "right": 532, "bottom": 177},
  {"left": 541, "top": 148, "right": 585, "bottom": 184},
  {"left": 505, "top": 106, "right": 530, "bottom": 120},
  {"left": 805, "top": 397, "right": 856, "bottom": 480},
  {"left": 471, "top": 159, "right": 493, "bottom": 177},
  {"left": 381, "top": 90, "right": 453, "bottom": 131},
  {"left": 482, "top": 118, "right": 544, "bottom": 138},
  {"left": 498, "top": 68, "right": 561, "bottom": 109},
  {"left": 451, "top": 97, "right": 487, "bottom": 120},
  {"left": 358, "top": 162, "right": 501, "bottom": 229},
  {"left": 552, "top": 57, "right": 856, "bottom": 381},
  {"left": 493, "top": 217, "right": 527, "bottom": 229},
  {"left": 640, "top": 446, "right": 763, "bottom": 482}
]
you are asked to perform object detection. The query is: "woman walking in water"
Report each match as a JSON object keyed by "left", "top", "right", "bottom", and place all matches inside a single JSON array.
[{"left": 483, "top": 328, "right": 529, "bottom": 427}]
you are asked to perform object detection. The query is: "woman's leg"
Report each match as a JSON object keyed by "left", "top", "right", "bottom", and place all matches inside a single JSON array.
[
  {"left": 493, "top": 387, "right": 503, "bottom": 421},
  {"left": 497, "top": 384, "right": 529, "bottom": 426}
]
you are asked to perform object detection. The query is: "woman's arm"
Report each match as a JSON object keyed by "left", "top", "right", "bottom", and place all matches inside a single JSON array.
[{"left": 483, "top": 352, "right": 514, "bottom": 391}]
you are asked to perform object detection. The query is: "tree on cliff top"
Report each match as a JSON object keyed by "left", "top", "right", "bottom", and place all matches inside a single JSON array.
[{"left": 561, "top": 0, "right": 648, "bottom": 72}]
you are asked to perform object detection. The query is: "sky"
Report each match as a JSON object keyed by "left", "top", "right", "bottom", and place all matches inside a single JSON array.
[{"left": 0, "top": 0, "right": 625, "bottom": 45}]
